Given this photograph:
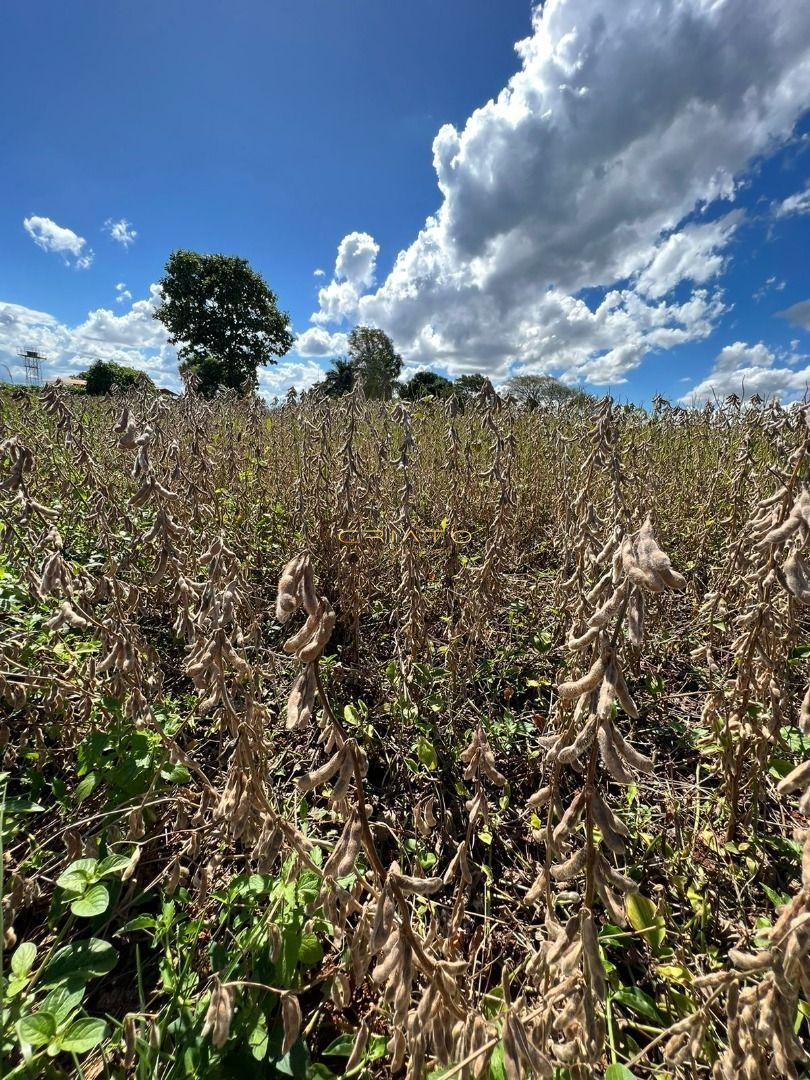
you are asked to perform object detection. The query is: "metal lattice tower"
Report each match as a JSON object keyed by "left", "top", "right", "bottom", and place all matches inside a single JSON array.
[{"left": 17, "top": 349, "right": 46, "bottom": 387}]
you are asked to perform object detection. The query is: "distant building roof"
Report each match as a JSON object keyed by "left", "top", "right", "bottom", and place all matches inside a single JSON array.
[{"left": 48, "top": 377, "right": 87, "bottom": 388}]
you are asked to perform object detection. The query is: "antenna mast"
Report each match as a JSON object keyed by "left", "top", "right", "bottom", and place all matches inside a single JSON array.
[{"left": 17, "top": 349, "right": 46, "bottom": 387}]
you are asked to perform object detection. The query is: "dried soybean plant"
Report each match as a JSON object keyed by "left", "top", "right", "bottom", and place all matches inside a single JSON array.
[
  {"left": 276, "top": 551, "right": 466, "bottom": 1078},
  {"left": 447, "top": 383, "right": 518, "bottom": 680},
  {"left": 333, "top": 381, "right": 371, "bottom": 660},
  {"left": 697, "top": 426, "right": 810, "bottom": 838},
  {"left": 715, "top": 686, "right": 810, "bottom": 1079},
  {"left": 390, "top": 402, "right": 428, "bottom": 692},
  {"left": 710, "top": 423, "right": 810, "bottom": 1079},
  {"left": 522, "top": 397, "right": 688, "bottom": 1073},
  {"left": 4, "top": 382, "right": 810, "bottom": 1079}
]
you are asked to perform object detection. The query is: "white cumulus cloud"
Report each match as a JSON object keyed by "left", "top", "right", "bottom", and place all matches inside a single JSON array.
[
  {"left": 311, "top": 232, "right": 380, "bottom": 326},
  {"left": 0, "top": 288, "right": 322, "bottom": 398},
  {"left": 104, "top": 218, "right": 138, "bottom": 247},
  {"left": 73, "top": 284, "right": 168, "bottom": 352},
  {"left": 335, "top": 232, "right": 379, "bottom": 288},
  {"left": 682, "top": 341, "right": 810, "bottom": 403},
  {"left": 0, "top": 287, "right": 178, "bottom": 388},
  {"left": 634, "top": 214, "right": 741, "bottom": 300},
  {"left": 258, "top": 360, "right": 325, "bottom": 399},
  {"left": 311, "top": 279, "right": 364, "bottom": 326},
  {"left": 23, "top": 216, "right": 94, "bottom": 270},
  {"left": 304, "top": 0, "right": 810, "bottom": 385},
  {"left": 115, "top": 282, "right": 132, "bottom": 305},
  {"left": 295, "top": 328, "right": 349, "bottom": 357}
]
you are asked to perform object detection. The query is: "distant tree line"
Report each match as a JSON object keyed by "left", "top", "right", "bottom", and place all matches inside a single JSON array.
[
  {"left": 49, "top": 251, "right": 595, "bottom": 407},
  {"left": 312, "top": 336, "right": 592, "bottom": 406}
]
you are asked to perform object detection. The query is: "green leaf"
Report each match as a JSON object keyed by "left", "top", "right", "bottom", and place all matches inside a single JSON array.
[
  {"left": 605, "top": 1066, "right": 639, "bottom": 1080},
  {"left": 343, "top": 704, "right": 360, "bottom": 726},
  {"left": 161, "top": 763, "right": 191, "bottom": 784},
  {"left": 612, "top": 986, "right": 666, "bottom": 1026},
  {"left": 656, "top": 964, "right": 692, "bottom": 984},
  {"left": 416, "top": 736, "right": 438, "bottom": 771},
  {"left": 322, "top": 1034, "right": 354, "bottom": 1057},
  {"left": 768, "top": 758, "right": 794, "bottom": 780},
  {"left": 480, "top": 987, "right": 505, "bottom": 1020},
  {"left": 117, "top": 914, "right": 158, "bottom": 934},
  {"left": 250, "top": 1013, "right": 269, "bottom": 1061},
  {"left": 366, "top": 1034, "right": 387, "bottom": 1062},
  {"left": 418, "top": 850, "right": 437, "bottom": 871},
  {"left": 71, "top": 883, "right": 110, "bottom": 918},
  {"left": 668, "top": 988, "right": 698, "bottom": 1018},
  {"left": 42, "top": 938, "right": 118, "bottom": 984},
  {"left": 1, "top": 797, "right": 45, "bottom": 814},
  {"left": 275, "top": 1036, "right": 309, "bottom": 1077},
  {"left": 6, "top": 975, "right": 32, "bottom": 998},
  {"left": 56, "top": 858, "right": 99, "bottom": 892},
  {"left": 796, "top": 999, "right": 810, "bottom": 1035},
  {"left": 625, "top": 893, "right": 666, "bottom": 953},
  {"left": 298, "top": 932, "right": 324, "bottom": 967},
  {"left": 11, "top": 941, "right": 37, "bottom": 977},
  {"left": 763, "top": 884, "right": 791, "bottom": 909},
  {"left": 74, "top": 773, "right": 98, "bottom": 803},
  {"left": 96, "top": 853, "right": 132, "bottom": 877},
  {"left": 59, "top": 1017, "right": 109, "bottom": 1052},
  {"left": 599, "top": 924, "right": 633, "bottom": 949},
  {"left": 276, "top": 921, "right": 303, "bottom": 984},
  {"left": 488, "top": 1042, "right": 507, "bottom": 1080},
  {"left": 42, "top": 982, "right": 85, "bottom": 1025},
  {"left": 18, "top": 1011, "right": 58, "bottom": 1047}
]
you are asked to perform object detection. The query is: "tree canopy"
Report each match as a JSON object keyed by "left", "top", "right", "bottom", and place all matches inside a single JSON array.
[
  {"left": 501, "top": 373, "right": 593, "bottom": 407},
  {"left": 398, "top": 370, "right": 453, "bottom": 400},
  {"left": 452, "top": 373, "right": 488, "bottom": 399},
  {"left": 313, "top": 327, "right": 402, "bottom": 400},
  {"left": 310, "top": 360, "right": 591, "bottom": 409},
  {"left": 347, "top": 326, "right": 402, "bottom": 400},
  {"left": 153, "top": 250, "right": 294, "bottom": 397},
  {"left": 80, "top": 359, "right": 154, "bottom": 396},
  {"left": 317, "top": 357, "right": 356, "bottom": 399}
]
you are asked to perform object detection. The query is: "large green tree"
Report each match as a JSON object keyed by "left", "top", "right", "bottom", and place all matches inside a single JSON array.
[
  {"left": 80, "top": 359, "right": 154, "bottom": 395},
  {"left": 398, "top": 370, "right": 453, "bottom": 400},
  {"left": 153, "top": 250, "right": 294, "bottom": 396},
  {"left": 347, "top": 326, "right": 402, "bottom": 400}
]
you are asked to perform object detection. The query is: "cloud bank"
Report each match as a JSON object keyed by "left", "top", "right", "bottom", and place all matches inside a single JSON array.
[
  {"left": 0, "top": 289, "right": 323, "bottom": 401},
  {"left": 682, "top": 340, "right": 810, "bottom": 403},
  {"left": 313, "top": 0, "right": 810, "bottom": 385}
]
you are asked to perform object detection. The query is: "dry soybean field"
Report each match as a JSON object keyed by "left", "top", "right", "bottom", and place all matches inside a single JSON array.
[{"left": 2, "top": 381, "right": 810, "bottom": 1080}]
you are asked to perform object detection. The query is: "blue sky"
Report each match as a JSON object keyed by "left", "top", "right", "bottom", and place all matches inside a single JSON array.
[{"left": 2, "top": 0, "right": 809, "bottom": 404}]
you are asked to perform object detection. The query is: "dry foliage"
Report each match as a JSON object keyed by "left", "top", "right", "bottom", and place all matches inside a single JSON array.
[{"left": 1, "top": 381, "right": 809, "bottom": 1079}]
